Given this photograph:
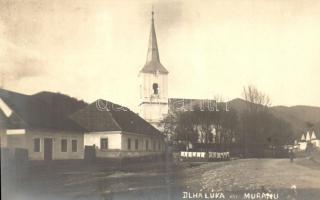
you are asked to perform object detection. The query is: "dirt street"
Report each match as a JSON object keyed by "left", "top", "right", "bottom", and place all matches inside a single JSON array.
[{"left": 2, "top": 158, "right": 320, "bottom": 200}]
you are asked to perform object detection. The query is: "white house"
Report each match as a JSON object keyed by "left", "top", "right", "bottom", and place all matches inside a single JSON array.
[
  {"left": 310, "top": 131, "right": 320, "bottom": 148},
  {"left": 0, "top": 89, "right": 86, "bottom": 161},
  {"left": 1, "top": 88, "right": 165, "bottom": 161},
  {"left": 70, "top": 100, "right": 165, "bottom": 158},
  {"left": 297, "top": 131, "right": 320, "bottom": 150}
]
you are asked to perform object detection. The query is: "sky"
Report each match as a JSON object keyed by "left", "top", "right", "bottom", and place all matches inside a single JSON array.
[{"left": 0, "top": 0, "right": 319, "bottom": 111}]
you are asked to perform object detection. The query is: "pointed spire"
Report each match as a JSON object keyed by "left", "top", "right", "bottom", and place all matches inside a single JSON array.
[
  {"left": 146, "top": 9, "right": 160, "bottom": 63},
  {"left": 140, "top": 9, "right": 169, "bottom": 74}
]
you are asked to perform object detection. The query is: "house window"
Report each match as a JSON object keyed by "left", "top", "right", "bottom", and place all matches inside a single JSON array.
[
  {"left": 127, "top": 138, "right": 131, "bottom": 150},
  {"left": 34, "top": 138, "right": 40, "bottom": 152},
  {"left": 100, "top": 138, "right": 108, "bottom": 150},
  {"left": 61, "top": 139, "right": 67, "bottom": 152},
  {"left": 145, "top": 140, "right": 149, "bottom": 151},
  {"left": 153, "top": 140, "right": 156, "bottom": 150},
  {"left": 158, "top": 141, "right": 161, "bottom": 150},
  {"left": 72, "top": 140, "right": 77, "bottom": 152},
  {"left": 135, "top": 139, "right": 139, "bottom": 150}
]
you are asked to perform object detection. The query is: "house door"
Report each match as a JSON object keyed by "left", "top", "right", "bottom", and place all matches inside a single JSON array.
[
  {"left": 44, "top": 138, "right": 53, "bottom": 161},
  {"left": 84, "top": 145, "right": 96, "bottom": 162}
]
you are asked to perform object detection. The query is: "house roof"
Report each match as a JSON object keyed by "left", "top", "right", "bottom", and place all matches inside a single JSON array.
[
  {"left": 140, "top": 11, "right": 168, "bottom": 75},
  {"left": 0, "top": 89, "right": 87, "bottom": 132},
  {"left": 70, "top": 100, "right": 162, "bottom": 137},
  {"left": 1, "top": 89, "right": 162, "bottom": 137},
  {"left": 0, "top": 108, "right": 27, "bottom": 130},
  {"left": 299, "top": 130, "right": 320, "bottom": 141}
]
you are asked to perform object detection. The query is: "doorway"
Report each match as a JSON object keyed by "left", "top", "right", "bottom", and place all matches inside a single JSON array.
[{"left": 44, "top": 138, "right": 53, "bottom": 161}]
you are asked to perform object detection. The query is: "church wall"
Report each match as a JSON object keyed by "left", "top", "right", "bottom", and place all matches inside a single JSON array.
[
  {"left": 139, "top": 72, "right": 169, "bottom": 125},
  {"left": 140, "top": 73, "right": 168, "bottom": 103},
  {"left": 140, "top": 103, "right": 168, "bottom": 123}
]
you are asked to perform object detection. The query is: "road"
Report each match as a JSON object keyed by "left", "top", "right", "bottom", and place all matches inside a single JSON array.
[
  {"left": 181, "top": 158, "right": 320, "bottom": 199},
  {"left": 2, "top": 158, "right": 320, "bottom": 200}
]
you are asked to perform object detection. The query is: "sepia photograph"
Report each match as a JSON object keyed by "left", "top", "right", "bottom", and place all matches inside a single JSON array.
[{"left": 1, "top": 0, "right": 320, "bottom": 199}]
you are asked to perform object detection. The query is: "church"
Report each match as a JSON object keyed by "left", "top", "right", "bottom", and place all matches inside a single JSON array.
[
  {"left": 138, "top": 11, "right": 222, "bottom": 130},
  {"left": 138, "top": 10, "right": 169, "bottom": 128}
]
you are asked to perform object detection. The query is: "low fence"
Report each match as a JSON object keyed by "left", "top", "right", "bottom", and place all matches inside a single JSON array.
[
  {"left": 179, "top": 151, "right": 230, "bottom": 161},
  {"left": 1, "top": 148, "right": 29, "bottom": 173},
  {"left": 1, "top": 148, "right": 28, "bottom": 163}
]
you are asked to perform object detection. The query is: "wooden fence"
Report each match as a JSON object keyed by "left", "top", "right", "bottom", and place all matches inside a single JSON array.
[{"left": 179, "top": 151, "right": 230, "bottom": 161}]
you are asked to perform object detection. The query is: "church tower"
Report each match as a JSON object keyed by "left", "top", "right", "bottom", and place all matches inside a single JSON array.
[{"left": 138, "top": 10, "right": 169, "bottom": 129}]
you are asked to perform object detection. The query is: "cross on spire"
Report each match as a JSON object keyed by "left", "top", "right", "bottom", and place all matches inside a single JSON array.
[{"left": 152, "top": 6, "right": 154, "bottom": 20}]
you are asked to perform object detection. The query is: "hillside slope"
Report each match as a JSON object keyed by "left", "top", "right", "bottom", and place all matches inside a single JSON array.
[{"left": 228, "top": 98, "right": 320, "bottom": 138}]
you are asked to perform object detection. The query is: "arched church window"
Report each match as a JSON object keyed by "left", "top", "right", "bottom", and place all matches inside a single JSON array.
[{"left": 152, "top": 83, "right": 159, "bottom": 95}]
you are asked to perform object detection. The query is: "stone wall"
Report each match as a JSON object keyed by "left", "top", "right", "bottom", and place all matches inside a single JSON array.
[{"left": 96, "top": 149, "right": 164, "bottom": 158}]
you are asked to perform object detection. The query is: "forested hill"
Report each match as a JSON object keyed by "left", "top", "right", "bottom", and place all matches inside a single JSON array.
[{"left": 228, "top": 98, "right": 320, "bottom": 139}]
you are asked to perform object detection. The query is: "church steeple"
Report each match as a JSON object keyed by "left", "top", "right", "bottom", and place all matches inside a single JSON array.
[
  {"left": 138, "top": 9, "right": 169, "bottom": 129},
  {"left": 146, "top": 10, "right": 160, "bottom": 63},
  {"left": 140, "top": 10, "right": 168, "bottom": 74}
]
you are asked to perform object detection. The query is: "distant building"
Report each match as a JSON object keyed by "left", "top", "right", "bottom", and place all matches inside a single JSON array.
[
  {"left": 310, "top": 131, "right": 320, "bottom": 148},
  {"left": 297, "top": 131, "right": 320, "bottom": 150}
]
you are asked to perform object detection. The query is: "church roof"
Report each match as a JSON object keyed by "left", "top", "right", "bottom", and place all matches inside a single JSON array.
[
  {"left": 140, "top": 11, "right": 169, "bottom": 74},
  {"left": 70, "top": 99, "right": 162, "bottom": 136}
]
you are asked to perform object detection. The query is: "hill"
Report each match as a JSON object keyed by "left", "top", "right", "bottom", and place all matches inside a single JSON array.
[
  {"left": 0, "top": 89, "right": 88, "bottom": 130},
  {"left": 228, "top": 98, "right": 320, "bottom": 139}
]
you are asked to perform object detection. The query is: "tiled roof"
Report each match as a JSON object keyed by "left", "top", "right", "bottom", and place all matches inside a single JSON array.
[
  {"left": 0, "top": 108, "right": 27, "bottom": 130},
  {"left": 0, "top": 89, "right": 87, "bottom": 132},
  {"left": 70, "top": 100, "right": 162, "bottom": 136},
  {"left": 0, "top": 89, "right": 162, "bottom": 137}
]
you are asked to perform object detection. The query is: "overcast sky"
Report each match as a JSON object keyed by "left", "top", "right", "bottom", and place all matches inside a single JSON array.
[{"left": 1, "top": 0, "right": 319, "bottom": 111}]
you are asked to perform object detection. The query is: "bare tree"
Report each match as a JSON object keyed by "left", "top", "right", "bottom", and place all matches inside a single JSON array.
[{"left": 242, "top": 85, "right": 271, "bottom": 113}]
